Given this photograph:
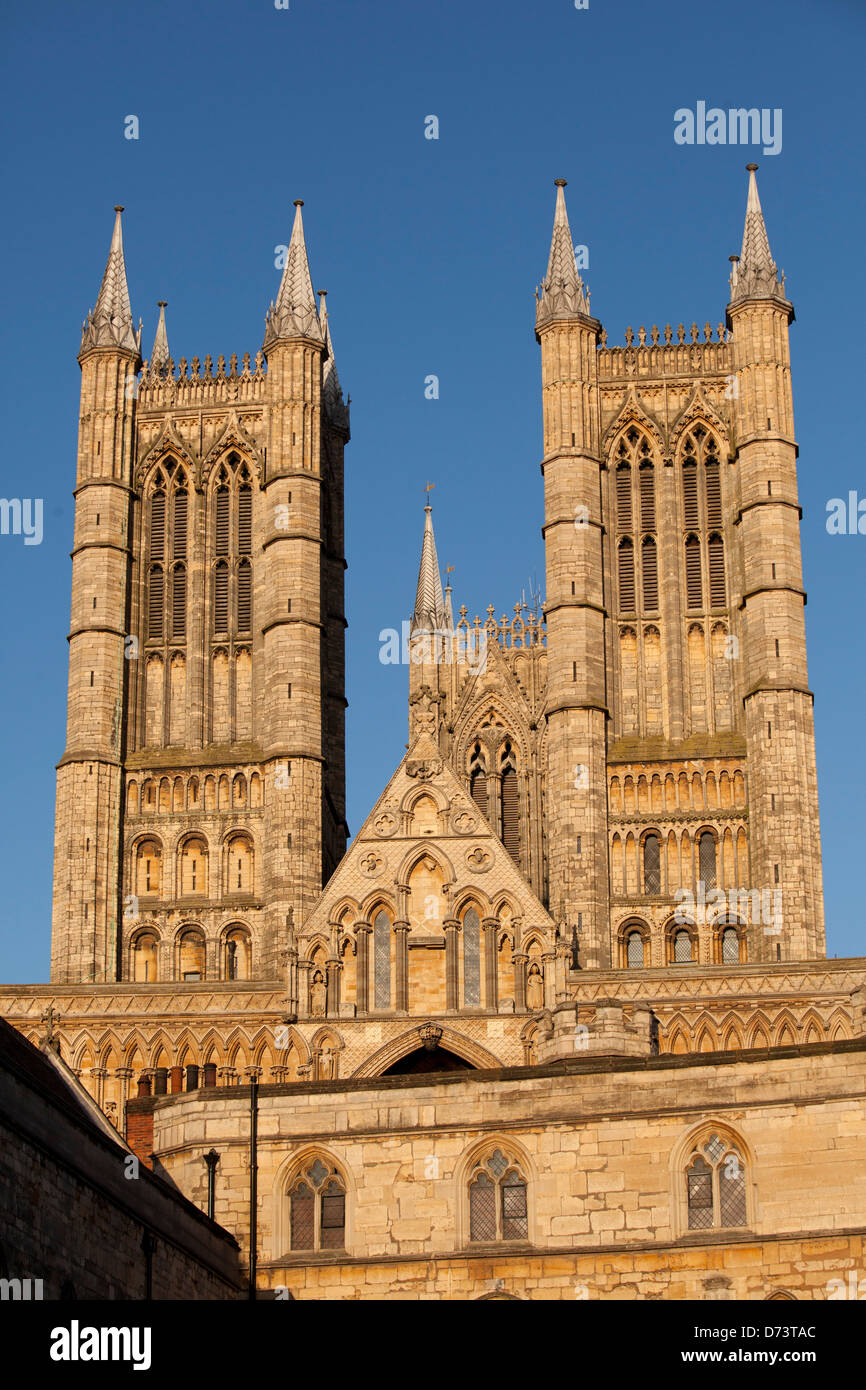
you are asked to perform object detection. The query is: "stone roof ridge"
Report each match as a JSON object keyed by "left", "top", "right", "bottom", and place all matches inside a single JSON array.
[
  {"left": 80, "top": 206, "right": 140, "bottom": 357},
  {"left": 264, "top": 200, "right": 323, "bottom": 347}
]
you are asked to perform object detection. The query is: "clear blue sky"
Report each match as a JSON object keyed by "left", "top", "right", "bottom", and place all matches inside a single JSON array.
[{"left": 1, "top": 0, "right": 863, "bottom": 980}]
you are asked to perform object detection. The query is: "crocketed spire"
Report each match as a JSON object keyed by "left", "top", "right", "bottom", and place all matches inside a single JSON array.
[
  {"left": 535, "top": 180, "right": 591, "bottom": 337},
  {"left": 80, "top": 206, "right": 140, "bottom": 357},
  {"left": 729, "top": 165, "right": 787, "bottom": 305},
  {"left": 150, "top": 301, "right": 170, "bottom": 372},
  {"left": 263, "top": 200, "right": 323, "bottom": 348},
  {"left": 411, "top": 506, "right": 449, "bottom": 634},
  {"left": 320, "top": 292, "right": 350, "bottom": 435}
]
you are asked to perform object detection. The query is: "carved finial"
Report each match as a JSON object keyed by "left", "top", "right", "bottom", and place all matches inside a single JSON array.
[
  {"left": 625, "top": 326, "right": 634, "bottom": 346},
  {"left": 650, "top": 324, "right": 659, "bottom": 345},
  {"left": 690, "top": 323, "right": 699, "bottom": 343},
  {"left": 703, "top": 322, "right": 712, "bottom": 342},
  {"left": 638, "top": 325, "right": 646, "bottom": 346},
  {"left": 677, "top": 323, "right": 685, "bottom": 343},
  {"left": 664, "top": 323, "right": 672, "bottom": 344}
]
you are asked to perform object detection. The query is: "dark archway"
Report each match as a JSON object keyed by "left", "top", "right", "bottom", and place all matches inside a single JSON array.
[{"left": 383, "top": 1046, "right": 474, "bottom": 1075}]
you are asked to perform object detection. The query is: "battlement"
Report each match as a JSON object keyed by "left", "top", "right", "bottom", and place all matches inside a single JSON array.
[
  {"left": 136, "top": 351, "right": 268, "bottom": 411},
  {"left": 597, "top": 322, "right": 732, "bottom": 381}
]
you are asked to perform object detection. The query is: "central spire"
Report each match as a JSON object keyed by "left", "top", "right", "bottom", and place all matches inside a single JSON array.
[
  {"left": 535, "top": 179, "right": 591, "bottom": 337},
  {"left": 411, "top": 505, "right": 448, "bottom": 634},
  {"left": 80, "top": 206, "right": 140, "bottom": 358},
  {"left": 263, "top": 200, "right": 323, "bottom": 348}
]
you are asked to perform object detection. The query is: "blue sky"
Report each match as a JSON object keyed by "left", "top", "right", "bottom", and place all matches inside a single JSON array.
[{"left": 1, "top": 0, "right": 864, "bottom": 979}]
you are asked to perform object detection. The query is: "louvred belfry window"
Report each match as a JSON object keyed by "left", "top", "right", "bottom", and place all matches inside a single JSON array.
[
  {"left": 687, "top": 1134, "right": 747, "bottom": 1231},
  {"left": 705, "top": 450, "right": 722, "bottom": 526},
  {"left": 618, "top": 538, "right": 635, "bottom": 611},
  {"left": 500, "top": 743, "right": 520, "bottom": 862},
  {"left": 685, "top": 535, "right": 702, "bottom": 609},
  {"left": 173, "top": 489, "right": 188, "bottom": 560},
  {"left": 469, "top": 744, "right": 488, "bottom": 819},
  {"left": 468, "top": 1150, "right": 529, "bottom": 1244},
  {"left": 211, "top": 458, "right": 254, "bottom": 641},
  {"left": 616, "top": 462, "right": 632, "bottom": 530},
  {"left": 682, "top": 458, "right": 699, "bottom": 528},
  {"left": 639, "top": 461, "right": 655, "bottom": 530},
  {"left": 149, "top": 490, "right": 166, "bottom": 560},
  {"left": 172, "top": 564, "right": 186, "bottom": 639},
  {"left": 289, "top": 1160, "right": 346, "bottom": 1252},
  {"left": 708, "top": 533, "right": 726, "bottom": 608},
  {"left": 237, "top": 559, "right": 251, "bottom": 633},
  {"left": 214, "top": 563, "right": 229, "bottom": 634},
  {"left": 641, "top": 535, "right": 658, "bottom": 612},
  {"left": 238, "top": 484, "right": 252, "bottom": 555},
  {"left": 215, "top": 486, "right": 230, "bottom": 556},
  {"left": 148, "top": 566, "right": 164, "bottom": 640}
]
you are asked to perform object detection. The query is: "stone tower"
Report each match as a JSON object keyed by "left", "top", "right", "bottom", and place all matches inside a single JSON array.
[{"left": 50, "top": 202, "right": 349, "bottom": 984}]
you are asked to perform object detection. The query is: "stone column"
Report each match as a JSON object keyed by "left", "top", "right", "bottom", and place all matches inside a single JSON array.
[
  {"left": 116, "top": 1066, "right": 132, "bottom": 1137},
  {"left": 513, "top": 952, "right": 528, "bottom": 1011},
  {"left": 482, "top": 917, "right": 499, "bottom": 1012},
  {"left": 394, "top": 919, "right": 410, "bottom": 1012},
  {"left": 443, "top": 917, "right": 460, "bottom": 1011},
  {"left": 542, "top": 950, "right": 557, "bottom": 1011},
  {"left": 326, "top": 957, "right": 341, "bottom": 1016},
  {"left": 297, "top": 959, "right": 312, "bottom": 1018},
  {"left": 355, "top": 922, "right": 371, "bottom": 1014}
]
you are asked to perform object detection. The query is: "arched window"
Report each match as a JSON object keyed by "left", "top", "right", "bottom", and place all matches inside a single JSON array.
[
  {"left": 682, "top": 456, "right": 699, "bottom": 528},
  {"left": 698, "top": 831, "right": 717, "bottom": 889},
  {"left": 704, "top": 442, "right": 722, "bottom": 525},
  {"left": 673, "top": 929, "right": 694, "bottom": 963},
  {"left": 708, "top": 533, "right": 726, "bottom": 608},
  {"left": 213, "top": 562, "right": 229, "bottom": 634},
  {"left": 178, "top": 929, "right": 206, "bottom": 981},
  {"left": 463, "top": 907, "right": 481, "bottom": 1007},
  {"left": 289, "top": 1159, "right": 346, "bottom": 1251},
  {"left": 468, "top": 1149, "right": 528, "bottom": 1243},
  {"left": 686, "top": 1133, "right": 747, "bottom": 1230},
  {"left": 643, "top": 833, "right": 661, "bottom": 894},
  {"left": 626, "top": 929, "right": 645, "bottom": 969},
  {"left": 722, "top": 926, "right": 740, "bottom": 965},
  {"left": 237, "top": 559, "right": 252, "bottom": 633},
  {"left": 641, "top": 535, "right": 658, "bottom": 611},
  {"left": 500, "top": 747, "right": 520, "bottom": 862},
  {"left": 147, "top": 566, "right": 164, "bottom": 640},
  {"left": 180, "top": 837, "right": 208, "bottom": 897},
  {"left": 226, "top": 835, "right": 253, "bottom": 894},
  {"left": 133, "top": 931, "right": 159, "bottom": 983},
  {"left": 171, "top": 563, "right": 186, "bottom": 640},
  {"left": 684, "top": 534, "right": 702, "bottom": 609},
  {"left": 373, "top": 908, "right": 391, "bottom": 1009},
  {"left": 224, "top": 927, "right": 251, "bottom": 981},
  {"left": 639, "top": 460, "right": 655, "bottom": 530},
  {"left": 215, "top": 484, "right": 230, "bottom": 556},
  {"left": 618, "top": 538, "right": 635, "bottom": 611},
  {"left": 615, "top": 462, "right": 632, "bottom": 530},
  {"left": 149, "top": 487, "right": 166, "bottom": 560},
  {"left": 469, "top": 744, "right": 488, "bottom": 819},
  {"left": 238, "top": 482, "right": 252, "bottom": 555},
  {"left": 172, "top": 486, "right": 188, "bottom": 560},
  {"left": 135, "top": 839, "right": 162, "bottom": 897}
]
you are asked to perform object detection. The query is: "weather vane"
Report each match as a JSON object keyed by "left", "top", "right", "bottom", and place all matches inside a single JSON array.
[{"left": 425, "top": 481, "right": 435, "bottom": 503}]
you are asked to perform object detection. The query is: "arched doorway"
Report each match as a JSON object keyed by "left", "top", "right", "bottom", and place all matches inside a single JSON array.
[{"left": 383, "top": 1046, "right": 474, "bottom": 1075}]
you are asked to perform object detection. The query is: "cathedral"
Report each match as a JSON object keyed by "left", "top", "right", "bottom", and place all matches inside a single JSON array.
[{"left": 2, "top": 170, "right": 864, "bottom": 1300}]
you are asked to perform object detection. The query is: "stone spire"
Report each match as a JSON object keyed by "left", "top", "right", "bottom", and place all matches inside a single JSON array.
[
  {"left": 535, "top": 179, "right": 591, "bottom": 337},
  {"left": 80, "top": 206, "right": 140, "bottom": 357},
  {"left": 150, "top": 301, "right": 170, "bottom": 372},
  {"left": 319, "top": 291, "right": 350, "bottom": 434},
  {"left": 264, "top": 200, "right": 323, "bottom": 348},
  {"left": 411, "top": 506, "right": 448, "bottom": 633},
  {"left": 729, "top": 164, "right": 787, "bottom": 305}
]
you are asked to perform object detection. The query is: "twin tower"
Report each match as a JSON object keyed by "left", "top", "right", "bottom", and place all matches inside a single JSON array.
[{"left": 50, "top": 170, "right": 825, "bottom": 989}]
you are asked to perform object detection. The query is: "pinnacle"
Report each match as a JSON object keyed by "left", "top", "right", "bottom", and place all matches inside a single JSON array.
[
  {"left": 729, "top": 165, "right": 786, "bottom": 306},
  {"left": 80, "top": 207, "right": 139, "bottom": 357},
  {"left": 263, "top": 200, "right": 323, "bottom": 348},
  {"left": 150, "top": 301, "right": 170, "bottom": 372},
  {"left": 411, "top": 506, "right": 449, "bottom": 634},
  {"left": 320, "top": 292, "right": 350, "bottom": 434},
  {"left": 535, "top": 179, "right": 591, "bottom": 336}
]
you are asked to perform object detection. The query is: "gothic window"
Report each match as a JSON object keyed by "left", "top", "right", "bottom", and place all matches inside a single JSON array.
[
  {"left": 172, "top": 487, "right": 188, "bottom": 560},
  {"left": 214, "top": 562, "right": 229, "bottom": 634},
  {"left": 215, "top": 484, "right": 230, "bottom": 556},
  {"left": 289, "top": 1159, "right": 346, "bottom": 1252},
  {"left": 641, "top": 535, "right": 658, "bottom": 612},
  {"left": 639, "top": 461, "right": 656, "bottom": 530},
  {"left": 704, "top": 439, "right": 722, "bottom": 525},
  {"left": 238, "top": 483, "right": 252, "bottom": 555},
  {"left": 643, "top": 833, "right": 661, "bottom": 894},
  {"left": 237, "top": 559, "right": 252, "bottom": 633},
  {"left": 500, "top": 746, "right": 520, "bottom": 862},
  {"left": 722, "top": 926, "right": 740, "bottom": 964},
  {"left": 626, "top": 929, "right": 645, "bottom": 968},
  {"left": 171, "top": 563, "right": 186, "bottom": 639},
  {"left": 708, "top": 533, "right": 726, "bottom": 608},
  {"left": 135, "top": 839, "right": 162, "bottom": 897},
  {"left": 682, "top": 457, "right": 699, "bottom": 527},
  {"left": 618, "top": 538, "right": 635, "bottom": 612},
  {"left": 469, "top": 744, "right": 488, "bottom": 819},
  {"left": 149, "top": 487, "right": 166, "bottom": 560},
  {"left": 468, "top": 1150, "right": 529, "bottom": 1243},
  {"left": 147, "top": 566, "right": 164, "bottom": 640},
  {"left": 686, "top": 1133, "right": 747, "bottom": 1231},
  {"left": 616, "top": 461, "right": 632, "bottom": 530},
  {"left": 698, "top": 831, "right": 717, "bottom": 889},
  {"left": 463, "top": 907, "right": 481, "bottom": 1007},
  {"left": 685, "top": 534, "right": 702, "bottom": 609},
  {"left": 373, "top": 908, "right": 391, "bottom": 1009}
]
